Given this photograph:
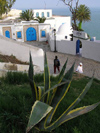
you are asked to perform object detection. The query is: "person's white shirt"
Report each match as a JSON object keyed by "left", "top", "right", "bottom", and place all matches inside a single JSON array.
[{"left": 76, "top": 63, "right": 83, "bottom": 73}]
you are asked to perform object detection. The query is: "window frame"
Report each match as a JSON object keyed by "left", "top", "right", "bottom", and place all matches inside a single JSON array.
[
  {"left": 36, "top": 12, "right": 39, "bottom": 17},
  {"left": 47, "top": 12, "right": 50, "bottom": 17},
  {"left": 41, "top": 12, "right": 44, "bottom": 17},
  {"left": 41, "top": 30, "right": 46, "bottom": 38},
  {"left": 16, "top": 31, "right": 22, "bottom": 39}
]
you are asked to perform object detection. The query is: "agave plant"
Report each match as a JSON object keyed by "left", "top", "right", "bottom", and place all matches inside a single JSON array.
[{"left": 26, "top": 52, "right": 100, "bottom": 132}]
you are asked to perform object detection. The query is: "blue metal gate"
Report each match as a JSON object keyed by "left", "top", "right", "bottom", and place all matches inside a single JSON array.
[
  {"left": 26, "top": 27, "right": 36, "bottom": 41},
  {"left": 76, "top": 40, "right": 80, "bottom": 54},
  {"left": 5, "top": 30, "right": 10, "bottom": 38}
]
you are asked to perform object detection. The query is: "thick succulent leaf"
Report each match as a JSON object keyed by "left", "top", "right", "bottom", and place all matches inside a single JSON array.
[
  {"left": 26, "top": 100, "right": 53, "bottom": 133},
  {"left": 28, "top": 52, "right": 34, "bottom": 80},
  {"left": 58, "top": 59, "right": 68, "bottom": 82},
  {"left": 45, "top": 102, "right": 100, "bottom": 131},
  {"left": 40, "top": 80, "right": 70, "bottom": 101},
  {"left": 44, "top": 52, "right": 50, "bottom": 104},
  {"left": 61, "top": 76, "right": 94, "bottom": 116},
  {"left": 38, "top": 86, "right": 45, "bottom": 101},
  {"left": 29, "top": 79, "right": 38, "bottom": 101},
  {"left": 46, "top": 63, "right": 75, "bottom": 125},
  {"left": 28, "top": 52, "right": 38, "bottom": 102},
  {"left": 51, "top": 59, "right": 68, "bottom": 103}
]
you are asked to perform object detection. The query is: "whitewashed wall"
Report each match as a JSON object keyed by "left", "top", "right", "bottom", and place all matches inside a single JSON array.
[
  {"left": 12, "top": 25, "right": 24, "bottom": 42},
  {"left": 38, "top": 24, "right": 50, "bottom": 41},
  {"left": 49, "top": 35, "right": 100, "bottom": 62},
  {"left": 0, "top": 36, "right": 44, "bottom": 71},
  {"left": 45, "top": 16, "right": 71, "bottom": 32},
  {"left": 49, "top": 37, "right": 75, "bottom": 55},
  {"left": 45, "top": 19, "right": 55, "bottom": 29},
  {"left": 54, "top": 16, "right": 71, "bottom": 32},
  {"left": 81, "top": 40, "right": 100, "bottom": 62}
]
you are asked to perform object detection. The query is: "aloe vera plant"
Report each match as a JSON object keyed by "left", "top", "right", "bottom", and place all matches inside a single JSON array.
[{"left": 26, "top": 52, "right": 100, "bottom": 133}]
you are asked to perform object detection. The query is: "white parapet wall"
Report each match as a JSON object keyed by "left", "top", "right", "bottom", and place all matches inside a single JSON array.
[
  {"left": 49, "top": 34, "right": 100, "bottom": 62},
  {"left": 0, "top": 36, "right": 44, "bottom": 71},
  {"left": 49, "top": 35, "right": 76, "bottom": 55},
  {"left": 82, "top": 40, "right": 100, "bottom": 62}
]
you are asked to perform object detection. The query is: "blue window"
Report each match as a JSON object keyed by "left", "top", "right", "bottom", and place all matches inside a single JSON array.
[
  {"left": 17, "top": 31, "right": 22, "bottom": 39},
  {"left": 41, "top": 12, "right": 44, "bottom": 17},
  {"left": 36, "top": 12, "right": 39, "bottom": 17},
  {"left": 47, "top": 12, "right": 50, "bottom": 17},
  {"left": 41, "top": 30, "right": 46, "bottom": 37}
]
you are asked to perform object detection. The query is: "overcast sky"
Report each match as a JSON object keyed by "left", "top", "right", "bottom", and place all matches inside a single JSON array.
[{"left": 12, "top": 0, "right": 100, "bottom": 9}]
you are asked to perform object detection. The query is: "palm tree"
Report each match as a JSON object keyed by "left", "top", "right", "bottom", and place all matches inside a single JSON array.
[
  {"left": 20, "top": 9, "right": 34, "bottom": 21},
  {"left": 35, "top": 16, "right": 46, "bottom": 23},
  {"left": 76, "top": 5, "right": 91, "bottom": 30}
]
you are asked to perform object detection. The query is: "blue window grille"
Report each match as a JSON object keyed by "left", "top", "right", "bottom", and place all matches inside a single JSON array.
[
  {"left": 41, "top": 12, "right": 44, "bottom": 17},
  {"left": 41, "top": 30, "right": 46, "bottom": 37},
  {"left": 47, "top": 12, "right": 50, "bottom": 17},
  {"left": 17, "top": 31, "right": 22, "bottom": 39},
  {"left": 36, "top": 12, "right": 39, "bottom": 17}
]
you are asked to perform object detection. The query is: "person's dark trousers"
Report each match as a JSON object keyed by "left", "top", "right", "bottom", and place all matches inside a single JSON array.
[{"left": 54, "top": 66, "right": 60, "bottom": 74}]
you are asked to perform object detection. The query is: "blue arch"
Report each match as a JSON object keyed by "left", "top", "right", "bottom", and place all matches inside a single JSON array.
[
  {"left": 26, "top": 27, "right": 36, "bottom": 41},
  {"left": 5, "top": 30, "right": 10, "bottom": 38},
  {"left": 76, "top": 40, "right": 80, "bottom": 54}
]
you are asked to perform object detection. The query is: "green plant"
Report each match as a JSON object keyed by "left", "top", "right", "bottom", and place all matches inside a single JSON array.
[
  {"left": 35, "top": 16, "right": 46, "bottom": 23},
  {"left": 4, "top": 72, "right": 29, "bottom": 84},
  {"left": 76, "top": 5, "right": 91, "bottom": 30},
  {"left": 26, "top": 53, "right": 100, "bottom": 132},
  {"left": 20, "top": 9, "right": 34, "bottom": 21}
]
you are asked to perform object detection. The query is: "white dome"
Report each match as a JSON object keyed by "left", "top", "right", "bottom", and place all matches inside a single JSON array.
[{"left": 57, "top": 23, "right": 71, "bottom": 35}]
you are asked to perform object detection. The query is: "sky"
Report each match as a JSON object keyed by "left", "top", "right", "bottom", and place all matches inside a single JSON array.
[{"left": 12, "top": 0, "right": 100, "bottom": 10}]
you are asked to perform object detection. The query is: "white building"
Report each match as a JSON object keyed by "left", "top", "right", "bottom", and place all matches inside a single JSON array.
[
  {"left": 2, "top": 9, "right": 22, "bottom": 19},
  {"left": 0, "top": 9, "right": 72, "bottom": 42},
  {"left": 0, "top": 20, "right": 51, "bottom": 42}
]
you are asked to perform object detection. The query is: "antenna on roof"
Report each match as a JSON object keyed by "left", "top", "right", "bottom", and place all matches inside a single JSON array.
[{"left": 44, "top": 1, "right": 46, "bottom": 9}]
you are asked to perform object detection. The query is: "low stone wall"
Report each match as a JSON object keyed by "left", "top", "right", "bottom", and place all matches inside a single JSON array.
[{"left": 0, "top": 62, "right": 41, "bottom": 77}]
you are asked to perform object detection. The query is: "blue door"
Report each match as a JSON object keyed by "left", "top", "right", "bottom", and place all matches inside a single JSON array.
[
  {"left": 5, "top": 30, "right": 10, "bottom": 38},
  {"left": 26, "top": 27, "right": 36, "bottom": 41},
  {"left": 76, "top": 40, "right": 80, "bottom": 54}
]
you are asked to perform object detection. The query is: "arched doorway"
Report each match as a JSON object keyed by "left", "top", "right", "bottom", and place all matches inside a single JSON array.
[
  {"left": 5, "top": 30, "right": 10, "bottom": 38},
  {"left": 76, "top": 39, "right": 82, "bottom": 55},
  {"left": 26, "top": 27, "right": 37, "bottom": 41}
]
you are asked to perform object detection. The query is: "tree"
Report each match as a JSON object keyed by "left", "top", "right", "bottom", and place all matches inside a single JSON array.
[
  {"left": 20, "top": 9, "right": 34, "bottom": 21},
  {"left": 0, "top": 0, "right": 16, "bottom": 16},
  {"left": 76, "top": 5, "right": 91, "bottom": 30},
  {"left": 61, "top": 0, "right": 79, "bottom": 30},
  {"left": 35, "top": 16, "right": 46, "bottom": 23}
]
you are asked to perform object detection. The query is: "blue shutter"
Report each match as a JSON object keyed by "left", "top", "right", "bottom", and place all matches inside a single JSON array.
[
  {"left": 36, "top": 12, "right": 39, "bottom": 17},
  {"left": 17, "top": 32, "right": 21, "bottom": 38},
  {"left": 47, "top": 12, "right": 50, "bottom": 17},
  {"left": 42, "top": 12, "right": 44, "bottom": 17},
  {"left": 41, "top": 31, "right": 46, "bottom": 37}
]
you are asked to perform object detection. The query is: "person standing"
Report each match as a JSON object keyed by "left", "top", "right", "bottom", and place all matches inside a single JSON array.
[
  {"left": 54, "top": 56, "right": 60, "bottom": 74},
  {"left": 76, "top": 62, "right": 83, "bottom": 73}
]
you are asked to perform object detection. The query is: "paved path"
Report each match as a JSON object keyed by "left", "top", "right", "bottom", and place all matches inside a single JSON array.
[{"left": 25, "top": 41, "right": 100, "bottom": 80}]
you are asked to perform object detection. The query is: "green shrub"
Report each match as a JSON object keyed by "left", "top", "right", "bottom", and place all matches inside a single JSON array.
[{"left": 4, "top": 72, "right": 29, "bottom": 84}]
